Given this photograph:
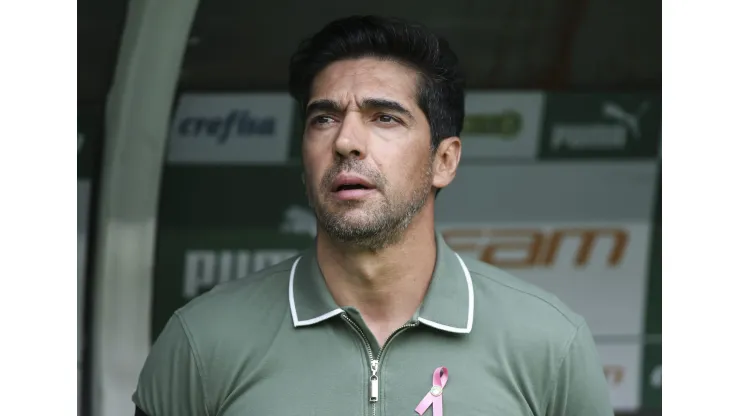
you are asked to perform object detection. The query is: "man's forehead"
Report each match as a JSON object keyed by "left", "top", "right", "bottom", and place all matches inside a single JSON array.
[{"left": 309, "top": 58, "right": 419, "bottom": 109}]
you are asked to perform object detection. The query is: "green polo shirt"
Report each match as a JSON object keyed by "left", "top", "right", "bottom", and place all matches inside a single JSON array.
[{"left": 133, "top": 233, "right": 613, "bottom": 416}]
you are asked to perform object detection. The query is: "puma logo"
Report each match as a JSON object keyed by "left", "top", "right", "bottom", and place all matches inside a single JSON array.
[
  {"left": 280, "top": 205, "right": 317, "bottom": 237},
  {"left": 602, "top": 101, "right": 650, "bottom": 139}
]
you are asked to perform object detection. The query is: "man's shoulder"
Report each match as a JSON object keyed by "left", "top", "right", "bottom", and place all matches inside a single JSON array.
[
  {"left": 461, "top": 254, "right": 585, "bottom": 333},
  {"left": 175, "top": 254, "right": 299, "bottom": 330}
]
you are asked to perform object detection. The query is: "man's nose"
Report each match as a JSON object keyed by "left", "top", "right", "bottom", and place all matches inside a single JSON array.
[{"left": 333, "top": 113, "right": 367, "bottom": 159}]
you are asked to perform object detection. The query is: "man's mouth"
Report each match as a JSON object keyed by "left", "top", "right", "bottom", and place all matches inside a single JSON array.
[
  {"left": 330, "top": 174, "right": 377, "bottom": 200},
  {"left": 331, "top": 175, "right": 376, "bottom": 192},
  {"left": 334, "top": 183, "right": 371, "bottom": 192}
]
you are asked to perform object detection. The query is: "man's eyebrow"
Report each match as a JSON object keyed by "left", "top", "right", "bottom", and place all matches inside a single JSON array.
[
  {"left": 360, "top": 98, "right": 414, "bottom": 120},
  {"left": 305, "top": 98, "right": 415, "bottom": 120},
  {"left": 305, "top": 99, "right": 343, "bottom": 116}
]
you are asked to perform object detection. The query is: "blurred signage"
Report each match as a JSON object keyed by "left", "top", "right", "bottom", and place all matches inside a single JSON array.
[
  {"left": 167, "top": 93, "right": 296, "bottom": 164},
  {"left": 540, "top": 93, "right": 661, "bottom": 159},
  {"left": 442, "top": 227, "right": 629, "bottom": 269},
  {"left": 182, "top": 249, "right": 298, "bottom": 298},
  {"left": 461, "top": 92, "right": 544, "bottom": 160}
]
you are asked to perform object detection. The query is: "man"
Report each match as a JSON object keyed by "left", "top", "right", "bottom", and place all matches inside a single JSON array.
[{"left": 133, "top": 16, "right": 614, "bottom": 416}]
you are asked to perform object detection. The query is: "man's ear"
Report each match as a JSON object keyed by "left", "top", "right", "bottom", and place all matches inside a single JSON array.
[{"left": 431, "top": 137, "right": 462, "bottom": 190}]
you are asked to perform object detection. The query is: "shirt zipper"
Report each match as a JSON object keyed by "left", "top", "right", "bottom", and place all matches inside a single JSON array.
[{"left": 342, "top": 313, "right": 418, "bottom": 416}]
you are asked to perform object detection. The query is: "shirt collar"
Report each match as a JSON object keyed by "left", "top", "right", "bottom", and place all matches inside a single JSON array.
[{"left": 288, "top": 232, "right": 475, "bottom": 334}]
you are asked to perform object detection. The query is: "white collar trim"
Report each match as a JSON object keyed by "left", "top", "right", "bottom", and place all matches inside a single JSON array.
[
  {"left": 288, "top": 256, "right": 343, "bottom": 327},
  {"left": 417, "top": 253, "right": 474, "bottom": 334},
  {"left": 288, "top": 253, "right": 474, "bottom": 333}
]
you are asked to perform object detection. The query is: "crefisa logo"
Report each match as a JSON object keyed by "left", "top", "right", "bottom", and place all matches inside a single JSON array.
[{"left": 177, "top": 110, "right": 276, "bottom": 144}]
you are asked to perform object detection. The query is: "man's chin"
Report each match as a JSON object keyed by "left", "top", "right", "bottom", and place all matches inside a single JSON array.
[
  {"left": 317, "top": 208, "right": 379, "bottom": 230},
  {"left": 327, "top": 209, "right": 376, "bottom": 226},
  {"left": 321, "top": 196, "right": 376, "bottom": 213}
]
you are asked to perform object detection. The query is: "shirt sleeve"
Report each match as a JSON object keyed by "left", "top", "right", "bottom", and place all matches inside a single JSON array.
[
  {"left": 132, "top": 312, "right": 210, "bottom": 416},
  {"left": 544, "top": 320, "right": 615, "bottom": 416}
]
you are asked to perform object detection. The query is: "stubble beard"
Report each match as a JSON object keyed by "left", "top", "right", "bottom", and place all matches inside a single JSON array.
[{"left": 308, "top": 159, "right": 434, "bottom": 251}]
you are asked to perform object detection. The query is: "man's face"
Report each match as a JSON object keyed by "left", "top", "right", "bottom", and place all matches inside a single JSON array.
[{"left": 302, "top": 58, "right": 435, "bottom": 250}]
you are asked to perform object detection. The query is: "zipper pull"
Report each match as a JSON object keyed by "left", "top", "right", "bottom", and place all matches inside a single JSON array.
[{"left": 370, "top": 359, "right": 379, "bottom": 402}]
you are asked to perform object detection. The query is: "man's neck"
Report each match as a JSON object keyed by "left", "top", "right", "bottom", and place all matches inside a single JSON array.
[{"left": 315, "top": 207, "right": 438, "bottom": 337}]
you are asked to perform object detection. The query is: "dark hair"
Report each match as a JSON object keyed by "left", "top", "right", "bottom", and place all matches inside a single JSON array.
[{"left": 288, "top": 15, "right": 466, "bottom": 150}]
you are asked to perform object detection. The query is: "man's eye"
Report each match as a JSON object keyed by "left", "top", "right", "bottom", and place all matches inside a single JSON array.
[
  {"left": 310, "top": 115, "right": 334, "bottom": 125},
  {"left": 376, "top": 114, "right": 398, "bottom": 124}
]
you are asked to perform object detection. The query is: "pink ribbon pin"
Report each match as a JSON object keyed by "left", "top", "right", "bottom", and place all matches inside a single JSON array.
[{"left": 414, "top": 367, "right": 448, "bottom": 416}]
